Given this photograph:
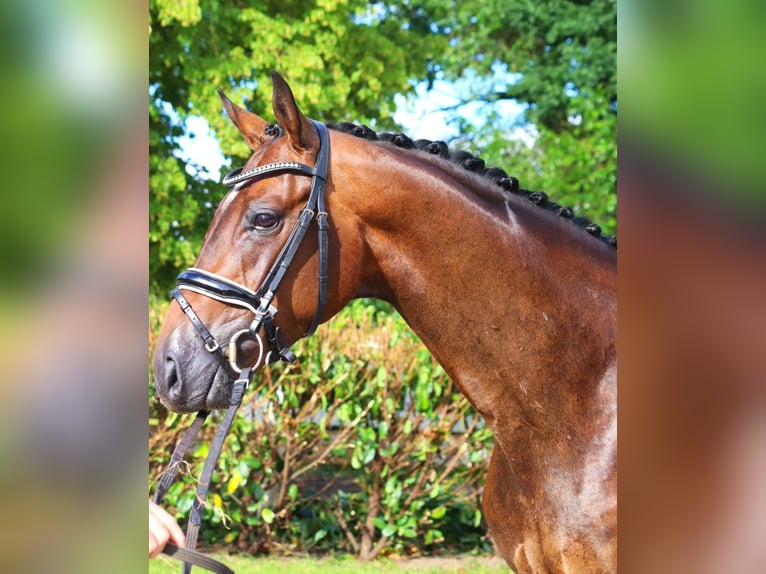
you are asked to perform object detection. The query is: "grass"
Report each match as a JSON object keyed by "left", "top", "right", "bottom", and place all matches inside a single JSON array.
[{"left": 150, "top": 552, "right": 510, "bottom": 573}]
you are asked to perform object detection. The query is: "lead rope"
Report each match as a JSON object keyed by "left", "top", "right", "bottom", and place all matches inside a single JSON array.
[{"left": 153, "top": 367, "right": 253, "bottom": 574}]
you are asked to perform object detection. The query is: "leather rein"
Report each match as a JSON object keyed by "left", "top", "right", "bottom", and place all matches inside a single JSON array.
[{"left": 153, "top": 120, "right": 330, "bottom": 574}]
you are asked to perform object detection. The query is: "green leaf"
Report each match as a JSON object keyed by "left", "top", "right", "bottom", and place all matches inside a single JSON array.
[
  {"left": 380, "top": 442, "right": 399, "bottom": 457},
  {"left": 261, "top": 508, "right": 275, "bottom": 524},
  {"left": 373, "top": 517, "right": 387, "bottom": 530},
  {"left": 362, "top": 446, "right": 376, "bottom": 465},
  {"left": 425, "top": 528, "right": 443, "bottom": 545}
]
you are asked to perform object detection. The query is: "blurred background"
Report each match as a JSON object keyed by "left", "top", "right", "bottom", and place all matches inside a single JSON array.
[
  {"left": 620, "top": 1, "right": 766, "bottom": 572},
  {"left": 0, "top": 0, "right": 762, "bottom": 572},
  {"left": 0, "top": 0, "right": 147, "bottom": 573}
]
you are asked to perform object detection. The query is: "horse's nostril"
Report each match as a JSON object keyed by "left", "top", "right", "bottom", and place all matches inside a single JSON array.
[{"left": 165, "top": 356, "right": 179, "bottom": 390}]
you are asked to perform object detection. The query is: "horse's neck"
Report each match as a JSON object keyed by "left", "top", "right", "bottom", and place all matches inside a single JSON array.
[{"left": 337, "top": 143, "right": 617, "bottom": 439}]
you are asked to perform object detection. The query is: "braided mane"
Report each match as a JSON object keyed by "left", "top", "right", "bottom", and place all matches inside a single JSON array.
[{"left": 267, "top": 121, "right": 617, "bottom": 248}]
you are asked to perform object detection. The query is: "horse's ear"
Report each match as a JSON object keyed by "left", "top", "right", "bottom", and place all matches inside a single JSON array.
[
  {"left": 217, "top": 88, "right": 269, "bottom": 151},
  {"left": 270, "top": 72, "right": 318, "bottom": 153}
]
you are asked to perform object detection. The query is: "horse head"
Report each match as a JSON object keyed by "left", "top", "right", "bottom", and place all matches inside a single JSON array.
[{"left": 154, "top": 73, "right": 364, "bottom": 412}]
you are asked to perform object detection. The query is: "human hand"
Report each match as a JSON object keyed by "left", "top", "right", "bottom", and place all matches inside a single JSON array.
[{"left": 149, "top": 499, "right": 185, "bottom": 558}]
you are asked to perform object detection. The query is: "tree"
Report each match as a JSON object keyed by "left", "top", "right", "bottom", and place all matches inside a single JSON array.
[
  {"left": 149, "top": 0, "right": 446, "bottom": 295},
  {"left": 408, "top": 0, "right": 617, "bottom": 233}
]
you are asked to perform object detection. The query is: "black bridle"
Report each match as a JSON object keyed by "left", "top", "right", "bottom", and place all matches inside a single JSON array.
[
  {"left": 175, "top": 119, "right": 331, "bottom": 373},
  {"left": 153, "top": 120, "right": 330, "bottom": 574}
]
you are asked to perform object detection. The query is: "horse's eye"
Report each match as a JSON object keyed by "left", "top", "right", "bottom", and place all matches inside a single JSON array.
[{"left": 252, "top": 212, "right": 280, "bottom": 230}]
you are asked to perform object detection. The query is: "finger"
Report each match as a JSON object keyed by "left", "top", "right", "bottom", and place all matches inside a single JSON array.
[
  {"left": 148, "top": 516, "right": 168, "bottom": 558},
  {"left": 150, "top": 501, "right": 186, "bottom": 547}
]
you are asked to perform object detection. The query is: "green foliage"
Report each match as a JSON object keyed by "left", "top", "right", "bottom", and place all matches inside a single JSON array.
[
  {"left": 457, "top": 92, "right": 616, "bottom": 235},
  {"left": 408, "top": 0, "right": 617, "bottom": 232},
  {"left": 150, "top": 299, "right": 494, "bottom": 560},
  {"left": 149, "top": 0, "right": 447, "bottom": 295},
  {"left": 425, "top": 0, "right": 616, "bottom": 130}
]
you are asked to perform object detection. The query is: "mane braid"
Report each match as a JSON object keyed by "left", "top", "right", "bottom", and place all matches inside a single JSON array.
[{"left": 325, "top": 122, "right": 616, "bottom": 249}]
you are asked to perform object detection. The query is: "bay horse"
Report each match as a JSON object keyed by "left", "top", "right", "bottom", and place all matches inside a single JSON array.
[{"left": 153, "top": 72, "right": 617, "bottom": 573}]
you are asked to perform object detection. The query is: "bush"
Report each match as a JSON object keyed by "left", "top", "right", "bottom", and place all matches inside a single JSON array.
[{"left": 150, "top": 299, "right": 495, "bottom": 560}]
